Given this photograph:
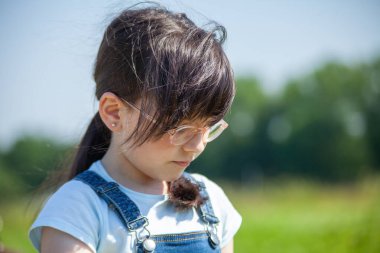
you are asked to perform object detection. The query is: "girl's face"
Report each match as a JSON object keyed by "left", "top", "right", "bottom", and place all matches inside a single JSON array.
[{"left": 117, "top": 103, "right": 208, "bottom": 183}]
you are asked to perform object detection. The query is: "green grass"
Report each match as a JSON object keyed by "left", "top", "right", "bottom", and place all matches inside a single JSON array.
[
  {"left": 1, "top": 177, "right": 379, "bottom": 253},
  {"left": 226, "top": 177, "right": 380, "bottom": 253},
  {"left": 0, "top": 198, "right": 37, "bottom": 252}
]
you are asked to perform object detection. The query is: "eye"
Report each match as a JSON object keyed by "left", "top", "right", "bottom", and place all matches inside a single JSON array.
[{"left": 175, "top": 126, "right": 195, "bottom": 137}]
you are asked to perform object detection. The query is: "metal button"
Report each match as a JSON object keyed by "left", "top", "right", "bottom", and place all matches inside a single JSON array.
[
  {"left": 143, "top": 238, "right": 156, "bottom": 252},
  {"left": 208, "top": 232, "right": 220, "bottom": 248}
]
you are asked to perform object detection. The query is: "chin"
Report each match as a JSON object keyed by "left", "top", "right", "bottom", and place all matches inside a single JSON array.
[{"left": 163, "top": 171, "right": 185, "bottom": 182}]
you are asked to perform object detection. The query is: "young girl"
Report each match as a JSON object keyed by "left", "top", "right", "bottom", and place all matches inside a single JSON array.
[{"left": 29, "top": 5, "right": 241, "bottom": 253}]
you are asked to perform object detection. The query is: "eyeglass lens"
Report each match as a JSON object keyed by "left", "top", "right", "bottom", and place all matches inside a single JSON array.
[{"left": 171, "top": 122, "right": 225, "bottom": 145}]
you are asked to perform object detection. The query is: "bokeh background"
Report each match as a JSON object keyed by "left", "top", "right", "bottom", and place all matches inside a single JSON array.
[{"left": 1, "top": 0, "right": 379, "bottom": 252}]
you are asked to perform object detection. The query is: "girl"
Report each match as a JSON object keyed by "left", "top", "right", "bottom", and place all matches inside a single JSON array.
[{"left": 29, "top": 4, "right": 241, "bottom": 253}]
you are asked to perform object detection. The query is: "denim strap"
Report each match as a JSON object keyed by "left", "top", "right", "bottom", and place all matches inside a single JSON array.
[
  {"left": 75, "top": 170, "right": 148, "bottom": 231},
  {"left": 182, "top": 173, "right": 220, "bottom": 225}
]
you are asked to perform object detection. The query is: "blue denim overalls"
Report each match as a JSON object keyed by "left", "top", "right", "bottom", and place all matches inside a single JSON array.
[{"left": 75, "top": 171, "right": 221, "bottom": 253}]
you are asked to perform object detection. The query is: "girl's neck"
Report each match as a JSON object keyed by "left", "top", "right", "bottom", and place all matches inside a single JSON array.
[{"left": 100, "top": 145, "right": 168, "bottom": 195}]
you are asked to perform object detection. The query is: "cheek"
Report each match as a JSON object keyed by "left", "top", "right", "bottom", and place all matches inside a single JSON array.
[
  {"left": 156, "top": 133, "right": 173, "bottom": 147},
  {"left": 145, "top": 134, "right": 174, "bottom": 157},
  {"left": 127, "top": 134, "right": 174, "bottom": 162}
]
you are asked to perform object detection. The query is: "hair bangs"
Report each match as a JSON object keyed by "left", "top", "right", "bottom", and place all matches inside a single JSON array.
[{"left": 131, "top": 25, "right": 235, "bottom": 145}]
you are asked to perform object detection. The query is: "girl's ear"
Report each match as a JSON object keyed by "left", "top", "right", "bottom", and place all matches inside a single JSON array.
[{"left": 98, "top": 92, "right": 125, "bottom": 132}]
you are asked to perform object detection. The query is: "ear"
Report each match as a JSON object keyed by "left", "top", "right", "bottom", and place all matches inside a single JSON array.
[{"left": 98, "top": 92, "right": 125, "bottom": 132}]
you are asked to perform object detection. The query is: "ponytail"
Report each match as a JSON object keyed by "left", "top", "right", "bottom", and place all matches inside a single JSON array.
[
  {"left": 33, "top": 112, "right": 111, "bottom": 208},
  {"left": 68, "top": 112, "right": 111, "bottom": 180},
  {"left": 168, "top": 177, "right": 207, "bottom": 211}
]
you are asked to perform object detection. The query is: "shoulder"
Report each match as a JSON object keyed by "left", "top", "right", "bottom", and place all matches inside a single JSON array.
[
  {"left": 189, "top": 173, "right": 225, "bottom": 198},
  {"left": 189, "top": 173, "right": 242, "bottom": 248},
  {"left": 46, "top": 179, "right": 103, "bottom": 211},
  {"left": 42, "top": 178, "right": 106, "bottom": 222},
  {"left": 29, "top": 179, "right": 103, "bottom": 252},
  {"left": 188, "top": 172, "right": 232, "bottom": 213}
]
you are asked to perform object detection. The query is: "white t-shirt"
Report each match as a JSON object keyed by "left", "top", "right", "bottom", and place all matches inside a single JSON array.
[{"left": 29, "top": 160, "right": 242, "bottom": 252}]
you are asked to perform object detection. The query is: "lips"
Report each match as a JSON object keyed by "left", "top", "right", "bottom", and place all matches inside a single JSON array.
[{"left": 173, "top": 161, "right": 191, "bottom": 167}]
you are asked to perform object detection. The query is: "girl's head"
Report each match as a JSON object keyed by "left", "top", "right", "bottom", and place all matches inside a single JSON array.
[
  {"left": 94, "top": 6, "right": 235, "bottom": 146},
  {"left": 68, "top": 5, "right": 235, "bottom": 207}
]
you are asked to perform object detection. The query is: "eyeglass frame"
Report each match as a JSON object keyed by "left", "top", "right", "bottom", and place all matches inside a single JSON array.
[{"left": 120, "top": 98, "right": 228, "bottom": 146}]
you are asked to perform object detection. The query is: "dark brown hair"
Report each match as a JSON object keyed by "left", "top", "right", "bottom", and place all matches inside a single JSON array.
[{"left": 66, "top": 4, "right": 235, "bottom": 209}]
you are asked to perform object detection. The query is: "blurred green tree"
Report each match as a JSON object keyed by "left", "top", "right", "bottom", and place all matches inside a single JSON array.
[
  {"left": 191, "top": 57, "right": 380, "bottom": 182},
  {"left": 0, "top": 136, "right": 71, "bottom": 200}
]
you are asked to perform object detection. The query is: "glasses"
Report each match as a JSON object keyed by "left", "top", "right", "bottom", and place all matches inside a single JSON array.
[{"left": 121, "top": 99, "right": 228, "bottom": 146}]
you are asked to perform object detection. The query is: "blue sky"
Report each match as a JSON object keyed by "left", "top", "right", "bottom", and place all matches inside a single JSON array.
[{"left": 1, "top": 0, "right": 380, "bottom": 148}]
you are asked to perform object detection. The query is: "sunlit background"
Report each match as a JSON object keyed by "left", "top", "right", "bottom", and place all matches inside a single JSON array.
[{"left": 1, "top": 0, "right": 379, "bottom": 252}]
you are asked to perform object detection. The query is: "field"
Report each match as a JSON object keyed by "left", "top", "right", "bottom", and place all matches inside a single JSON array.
[{"left": 1, "top": 177, "right": 379, "bottom": 253}]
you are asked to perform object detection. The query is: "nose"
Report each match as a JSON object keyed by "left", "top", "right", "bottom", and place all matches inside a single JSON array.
[{"left": 182, "top": 132, "right": 207, "bottom": 154}]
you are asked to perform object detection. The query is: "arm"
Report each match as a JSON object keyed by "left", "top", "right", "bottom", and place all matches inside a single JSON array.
[
  {"left": 221, "top": 238, "right": 234, "bottom": 253},
  {"left": 41, "top": 227, "right": 93, "bottom": 253}
]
